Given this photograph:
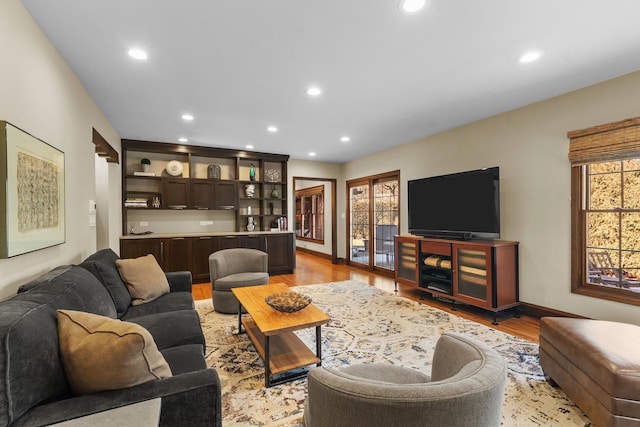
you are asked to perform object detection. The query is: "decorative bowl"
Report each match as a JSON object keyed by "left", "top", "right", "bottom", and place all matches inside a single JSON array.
[
  {"left": 265, "top": 292, "right": 311, "bottom": 313},
  {"left": 166, "top": 160, "right": 183, "bottom": 176}
]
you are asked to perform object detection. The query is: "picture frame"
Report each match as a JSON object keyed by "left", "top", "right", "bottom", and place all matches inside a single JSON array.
[{"left": 0, "top": 121, "right": 65, "bottom": 258}]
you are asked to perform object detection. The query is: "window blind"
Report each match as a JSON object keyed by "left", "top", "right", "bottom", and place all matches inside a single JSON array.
[{"left": 567, "top": 117, "right": 640, "bottom": 165}]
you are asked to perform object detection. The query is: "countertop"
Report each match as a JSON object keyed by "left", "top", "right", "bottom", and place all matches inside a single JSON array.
[{"left": 121, "top": 230, "right": 294, "bottom": 239}]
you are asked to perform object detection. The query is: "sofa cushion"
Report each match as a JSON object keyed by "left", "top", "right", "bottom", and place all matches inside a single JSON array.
[
  {"left": 215, "top": 272, "right": 270, "bottom": 291},
  {"left": 121, "top": 291, "right": 195, "bottom": 320},
  {"left": 128, "top": 310, "right": 205, "bottom": 350},
  {"left": 116, "top": 254, "right": 170, "bottom": 305},
  {"left": 57, "top": 310, "right": 172, "bottom": 395},
  {"left": 14, "top": 265, "right": 117, "bottom": 319},
  {"left": 161, "top": 344, "right": 208, "bottom": 375},
  {"left": 79, "top": 248, "right": 132, "bottom": 316}
]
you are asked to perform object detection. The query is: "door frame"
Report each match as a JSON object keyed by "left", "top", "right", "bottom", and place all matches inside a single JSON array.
[{"left": 293, "top": 176, "right": 337, "bottom": 264}]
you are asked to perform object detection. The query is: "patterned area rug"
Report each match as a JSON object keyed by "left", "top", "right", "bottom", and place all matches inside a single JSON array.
[{"left": 196, "top": 280, "right": 593, "bottom": 426}]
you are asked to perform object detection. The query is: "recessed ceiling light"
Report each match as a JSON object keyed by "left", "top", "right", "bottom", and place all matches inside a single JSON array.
[
  {"left": 308, "top": 152, "right": 317, "bottom": 157},
  {"left": 127, "top": 48, "right": 148, "bottom": 60},
  {"left": 340, "top": 136, "right": 351, "bottom": 142},
  {"left": 518, "top": 51, "right": 542, "bottom": 63},
  {"left": 399, "top": 0, "right": 427, "bottom": 13},
  {"left": 246, "top": 144, "right": 254, "bottom": 149},
  {"left": 178, "top": 137, "right": 188, "bottom": 143},
  {"left": 181, "top": 114, "right": 194, "bottom": 121},
  {"left": 267, "top": 126, "right": 278, "bottom": 133},
  {"left": 306, "top": 86, "right": 322, "bottom": 97}
]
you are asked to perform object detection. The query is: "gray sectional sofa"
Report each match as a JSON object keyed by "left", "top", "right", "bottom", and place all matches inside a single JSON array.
[{"left": 0, "top": 249, "right": 221, "bottom": 427}]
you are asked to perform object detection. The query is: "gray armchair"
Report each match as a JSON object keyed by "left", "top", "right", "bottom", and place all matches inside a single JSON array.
[
  {"left": 303, "top": 332, "right": 507, "bottom": 427},
  {"left": 208, "top": 248, "right": 269, "bottom": 313}
]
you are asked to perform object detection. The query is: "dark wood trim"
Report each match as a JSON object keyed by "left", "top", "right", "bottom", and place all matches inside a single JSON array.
[
  {"left": 122, "top": 139, "right": 289, "bottom": 162},
  {"left": 520, "top": 302, "right": 587, "bottom": 320},
  {"left": 570, "top": 164, "right": 640, "bottom": 306},
  {"left": 92, "top": 128, "right": 119, "bottom": 163}
]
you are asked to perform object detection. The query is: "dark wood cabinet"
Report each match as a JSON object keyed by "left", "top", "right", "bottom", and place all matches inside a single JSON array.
[
  {"left": 163, "top": 237, "right": 192, "bottom": 272},
  {"left": 122, "top": 232, "right": 295, "bottom": 282},
  {"left": 264, "top": 233, "right": 295, "bottom": 274},
  {"left": 214, "top": 181, "right": 237, "bottom": 210},
  {"left": 394, "top": 235, "right": 519, "bottom": 324},
  {"left": 163, "top": 178, "right": 190, "bottom": 209},
  {"left": 192, "top": 236, "right": 216, "bottom": 282},
  {"left": 191, "top": 180, "right": 215, "bottom": 209},
  {"left": 120, "top": 238, "right": 164, "bottom": 266}
]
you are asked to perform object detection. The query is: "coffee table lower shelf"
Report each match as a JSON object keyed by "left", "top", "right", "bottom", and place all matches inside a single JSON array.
[{"left": 242, "top": 318, "right": 321, "bottom": 386}]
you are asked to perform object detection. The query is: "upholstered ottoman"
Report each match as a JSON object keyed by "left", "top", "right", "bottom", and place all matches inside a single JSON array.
[{"left": 539, "top": 317, "right": 640, "bottom": 427}]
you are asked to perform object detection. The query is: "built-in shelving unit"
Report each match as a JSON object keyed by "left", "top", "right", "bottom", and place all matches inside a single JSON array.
[{"left": 122, "top": 139, "right": 289, "bottom": 233}]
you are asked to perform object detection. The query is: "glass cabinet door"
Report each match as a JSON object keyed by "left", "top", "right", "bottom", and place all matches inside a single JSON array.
[
  {"left": 454, "top": 246, "right": 491, "bottom": 304},
  {"left": 396, "top": 238, "right": 419, "bottom": 285}
]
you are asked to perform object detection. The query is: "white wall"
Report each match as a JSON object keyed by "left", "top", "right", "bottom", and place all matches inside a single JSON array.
[
  {"left": 343, "top": 70, "right": 640, "bottom": 325},
  {"left": 0, "top": 0, "right": 121, "bottom": 299}
]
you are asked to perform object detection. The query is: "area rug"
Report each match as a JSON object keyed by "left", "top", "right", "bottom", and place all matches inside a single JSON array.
[{"left": 196, "top": 280, "right": 593, "bottom": 426}]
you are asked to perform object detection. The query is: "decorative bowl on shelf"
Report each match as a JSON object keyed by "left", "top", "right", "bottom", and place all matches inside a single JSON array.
[
  {"left": 265, "top": 292, "right": 311, "bottom": 313},
  {"left": 166, "top": 160, "right": 183, "bottom": 176}
]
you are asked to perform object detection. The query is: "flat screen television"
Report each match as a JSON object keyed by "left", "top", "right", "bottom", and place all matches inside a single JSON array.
[{"left": 408, "top": 167, "right": 500, "bottom": 240}]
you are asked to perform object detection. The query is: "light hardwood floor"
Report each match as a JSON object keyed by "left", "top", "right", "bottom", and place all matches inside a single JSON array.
[{"left": 193, "top": 251, "right": 540, "bottom": 343}]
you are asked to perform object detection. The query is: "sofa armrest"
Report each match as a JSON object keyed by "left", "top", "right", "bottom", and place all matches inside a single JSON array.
[
  {"left": 11, "top": 369, "right": 221, "bottom": 427},
  {"left": 166, "top": 271, "right": 192, "bottom": 293}
]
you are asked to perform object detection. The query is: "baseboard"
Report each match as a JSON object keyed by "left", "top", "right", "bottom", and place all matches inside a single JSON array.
[
  {"left": 296, "top": 246, "right": 332, "bottom": 260},
  {"left": 520, "top": 302, "right": 588, "bottom": 319}
]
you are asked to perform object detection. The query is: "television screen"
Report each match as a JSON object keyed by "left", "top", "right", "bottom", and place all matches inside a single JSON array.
[{"left": 408, "top": 167, "right": 500, "bottom": 239}]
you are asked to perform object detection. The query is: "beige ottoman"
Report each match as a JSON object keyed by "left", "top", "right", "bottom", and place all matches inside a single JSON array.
[{"left": 539, "top": 317, "right": 640, "bottom": 427}]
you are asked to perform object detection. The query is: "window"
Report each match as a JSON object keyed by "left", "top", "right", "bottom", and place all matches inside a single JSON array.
[
  {"left": 295, "top": 185, "right": 324, "bottom": 243},
  {"left": 569, "top": 117, "right": 640, "bottom": 306}
]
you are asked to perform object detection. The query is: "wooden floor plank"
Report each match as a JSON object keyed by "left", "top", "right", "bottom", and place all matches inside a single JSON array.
[{"left": 194, "top": 252, "right": 540, "bottom": 343}]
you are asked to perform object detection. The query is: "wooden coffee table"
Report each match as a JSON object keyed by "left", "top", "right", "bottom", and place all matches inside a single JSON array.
[{"left": 232, "top": 283, "right": 330, "bottom": 387}]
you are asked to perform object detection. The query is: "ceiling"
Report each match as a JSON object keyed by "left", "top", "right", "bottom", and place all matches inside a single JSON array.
[{"left": 21, "top": 0, "right": 640, "bottom": 163}]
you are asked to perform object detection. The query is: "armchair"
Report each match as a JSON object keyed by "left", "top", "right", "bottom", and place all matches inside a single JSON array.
[
  {"left": 208, "top": 248, "right": 269, "bottom": 313},
  {"left": 303, "top": 332, "right": 507, "bottom": 427}
]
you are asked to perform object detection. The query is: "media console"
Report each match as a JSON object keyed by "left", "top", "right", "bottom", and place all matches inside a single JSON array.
[{"left": 394, "top": 235, "right": 519, "bottom": 324}]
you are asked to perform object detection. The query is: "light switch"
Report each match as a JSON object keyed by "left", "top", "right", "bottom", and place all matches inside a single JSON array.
[
  {"left": 139, "top": 221, "right": 149, "bottom": 227},
  {"left": 89, "top": 200, "right": 96, "bottom": 227}
]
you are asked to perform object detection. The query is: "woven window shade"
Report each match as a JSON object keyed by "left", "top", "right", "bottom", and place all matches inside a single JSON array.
[{"left": 567, "top": 117, "right": 640, "bottom": 165}]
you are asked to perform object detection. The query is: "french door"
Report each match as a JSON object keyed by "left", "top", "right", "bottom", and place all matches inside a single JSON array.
[{"left": 347, "top": 171, "right": 399, "bottom": 272}]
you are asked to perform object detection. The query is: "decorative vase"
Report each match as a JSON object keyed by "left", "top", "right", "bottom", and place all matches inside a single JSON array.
[
  {"left": 269, "top": 202, "right": 274, "bottom": 215},
  {"left": 271, "top": 186, "right": 279, "bottom": 198},
  {"left": 249, "top": 164, "right": 256, "bottom": 181},
  {"left": 244, "top": 184, "right": 255, "bottom": 198},
  {"left": 247, "top": 217, "right": 256, "bottom": 232}
]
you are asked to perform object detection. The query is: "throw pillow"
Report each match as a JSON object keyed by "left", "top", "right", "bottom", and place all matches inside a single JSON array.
[
  {"left": 57, "top": 309, "right": 172, "bottom": 395},
  {"left": 116, "top": 254, "right": 170, "bottom": 305}
]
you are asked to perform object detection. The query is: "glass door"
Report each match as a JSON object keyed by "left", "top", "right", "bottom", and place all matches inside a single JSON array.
[
  {"left": 373, "top": 179, "right": 398, "bottom": 269},
  {"left": 349, "top": 184, "right": 370, "bottom": 266},
  {"left": 347, "top": 172, "right": 399, "bottom": 272}
]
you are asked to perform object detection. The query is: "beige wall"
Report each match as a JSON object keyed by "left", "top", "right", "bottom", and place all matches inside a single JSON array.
[
  {"left": 0, "top": 0, "right": 121, "bottom": 299},
  {"left": 342, "top": 71, "right": 640, "bottom": 325}
]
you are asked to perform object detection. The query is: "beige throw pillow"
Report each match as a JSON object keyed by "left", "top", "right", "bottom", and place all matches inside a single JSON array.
[
  {"left": 57, "top": 309, "right": 172, "bottom": 395},
  {"left": 116, "top": 254, "right": 170, "bottom": 305}
]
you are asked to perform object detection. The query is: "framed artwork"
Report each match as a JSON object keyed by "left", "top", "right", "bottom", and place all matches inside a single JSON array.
[{"left": 0, "top": 121, "right": 65, "bottom": 258}]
